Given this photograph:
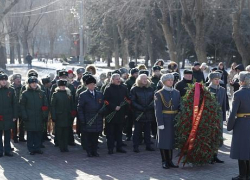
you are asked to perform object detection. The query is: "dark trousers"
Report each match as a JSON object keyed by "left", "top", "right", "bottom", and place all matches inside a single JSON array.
[
  {"left": 56, "top": 126, "right": 69, "bottom": 151},
  {"left": 13, "top": 118, "right": 25, "bottom": 140},
  {"left": 106, "top": 123, "right": 123, "bottom": 150},
  {"left": 125, "top": 110, "right": 134, "bottom": 138},
  {"left": 85, "top": 132, "right": 99, "bottom": 153},
  {"left": 81, "top": 131, "right": 86, "bottom": 150},
  {"left": 42, "top": 121, "right": 48, "bottom": 141},
  {"left": 151, "top": 117, "right": 157, "bottom": 137},
  {"left": 133, "top": 121, "right": 151, "bottom": 147},
  {"left": 0, "top": 130, "right": 11, "bottom": 154},
  {"left": 27, "top": 131, "right": 42, "bottom": 153},
  {"left": 68, "top": 118, "right": 75, "bottom": 144}
]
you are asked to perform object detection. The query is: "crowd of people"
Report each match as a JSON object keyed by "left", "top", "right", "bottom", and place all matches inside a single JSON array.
[{"left": 0, "top": 60, "right": 250, "bottom": 180}]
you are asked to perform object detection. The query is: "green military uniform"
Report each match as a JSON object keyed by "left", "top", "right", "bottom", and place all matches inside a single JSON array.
[
  {"left": 51, "top": 86, "right": 74, "bottom": 152},
  {"left": 20, "top": 82, "right": 48, "bottom": 154},
  {"left": 0, "top": 78, "right": 18, "bottom": 156}
]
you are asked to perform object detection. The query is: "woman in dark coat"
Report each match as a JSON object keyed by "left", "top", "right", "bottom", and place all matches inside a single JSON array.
[
  {"left": 51, "top": 79, "right": 75, "bottom": 152},
  {"left": 227, "top": 71, "right": 250, "bottom": 180},
  {"left": 0, "top": 73, "right": 18, "bottom": 157},
  {"left": 78, "top": 75, "right": 104, "bottom": 157},
  {"left": 20, "top": 76, "right": 49, "bottom": 155},
  {"left": 154, "top": 73, "right": 180, "bottom": 169},
  {"left": 131, "top": 74, "right": 155, "bottom": 153}
]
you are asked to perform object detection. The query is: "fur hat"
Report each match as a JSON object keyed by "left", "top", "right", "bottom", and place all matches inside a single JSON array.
[
  {"left": 27, "top": 69, "right": 38, "bottom": 77},
  {"left": 194, "top": 62, "right": 201, "bottom": 66},
  {"left": 41, "top": 77, "right": 51, "bottom": 85},
  {"left": 57, "top": 79, "right": 67, "bottom": 86},
  {"left": 0, "top": 73, "right": 8, "bottom": 80},
  {"left": 28, "top": 71, "right": 38, "bottom": 78},
  {"left": 119, "top": 68, "right": 129, "bottom": 75},
  {"left": 112, "top": 70, "right": 121, "bottom": 75},
  {"left": 130, "top": 68, "right": 139, "bottom": 75},
  {"left": 139, "top": 70, "right": 149, "bottom": 76},
  {"left": 161, "top": 73, "right": 174, "bottom": 83},
  {"left": 82, "top": 73, "right": 92, "bottom": 82},
  {"left": 58, "top": 70, "right": 68, "bottom": 77},
  {"left": 152, "top": 66, "right": 162, "bottom": 72},
  {"left": 85, "top": 75, "right": 97, "bottom": 85},
  {"left": 28, "top": 76, "right": 38, "bottom": 84},
  {"left": 183, "top": 69, "right": 193, "bottom": 75},
  {"left": 209, "top": 72, "right": 222, "bottom": 80},
  {"left": 167, "top": 61, "right": 178, "bottom": 71},
  {"left": 86, "top": 65, "right": 97, "bottom": 75},
  {"left": 137, "top": 64, "right": 147, "bottom": 70},
  {"left": 76, "top": 68, "right": 85, "bottom": 74}
]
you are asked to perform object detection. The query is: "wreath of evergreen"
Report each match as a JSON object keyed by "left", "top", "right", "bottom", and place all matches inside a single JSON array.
[{"left": 175, "top": 83, "right": 223, "bottom": 165}]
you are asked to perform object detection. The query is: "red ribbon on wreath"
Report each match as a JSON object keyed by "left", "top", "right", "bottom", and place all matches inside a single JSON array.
[{"left": 178, "top": 83, "right": 206, "bottom": 166}]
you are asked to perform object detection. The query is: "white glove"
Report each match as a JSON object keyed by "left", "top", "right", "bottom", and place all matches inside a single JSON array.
[{"left": 158, "top": 125, "right": 165, "bottom": 130}]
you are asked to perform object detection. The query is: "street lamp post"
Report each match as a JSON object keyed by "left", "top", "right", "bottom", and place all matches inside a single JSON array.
[{"left": 79, "top": 0, "right": 84, "bottom": 67}]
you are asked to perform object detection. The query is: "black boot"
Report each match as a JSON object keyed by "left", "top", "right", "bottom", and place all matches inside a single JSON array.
[
  {"left": 214, "top": 154, "right": 224, "bottom": 163},
  {"left": 167, "top": 150, "right": 178, "bottom": 168},
  {"left": 232, "top": 160, "right": 247, "bottom": 180},
  {"left": 160, "top": 149, "right": 169, "bottom": 169}
]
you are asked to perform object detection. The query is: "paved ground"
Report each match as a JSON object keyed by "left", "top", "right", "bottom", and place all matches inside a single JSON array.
[{"left": 0, "top": 124, "right": 238, "bottom": 180}]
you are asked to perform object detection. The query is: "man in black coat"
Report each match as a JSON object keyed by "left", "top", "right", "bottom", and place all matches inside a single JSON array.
[
  {"left": 174, "top": 70, "right": 193, "bottom": 97},
  {"left": 104, "top": 73, "right": 129, "bottom": 154},
  {"left": 78, "top": 75, "right": 104, "bottom": 157},
  {"left": 192, "top": 62, "right": 205, "bottom": 83}
]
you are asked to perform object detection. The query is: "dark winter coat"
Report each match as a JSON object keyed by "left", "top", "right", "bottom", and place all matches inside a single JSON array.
[
  {"left": 77, "top": 90, "right": 104, "bottom": 132},
  {"left": 0, "top": 83, "right": 18, "bottom": 130},
  {"left": 10, "top": 83, "right": 22, "bottom": 117},
  {"left": 25, "top": 55, "right": 33, "bottom": 64},
  {"left": 192, "top": 68, "right": 205, "bottom": 83},
  {"left": 227, "top": 87, "right": 250, "bottom": 160},
  {"left": 20, "top": 85, "right": 48, "bottom": 131},
  {"left": 50, "top": 82, "right": 76, "bottom": 105},
  {"left": 218, "top": 67, "right": 229, "bottom": 86},
  {"left": 125, "top": 76, "right": 136, "bottom": 91},
  {"left": 51, "top": 87, "right": 74, "bottom": 127},
  {"left": 104, "top": 83, "right": 129, "bottom": 124},
  {"left": 151, "top": 75, "right": 161, "bottom": 91},
  {"left": 154, "top": 88, "right": 180, "bottom": 149},
  {"left": 231, "top": 74, "right": 240, "bottom": 92},
  {"left": 130, "top": 80, "right": 154, "bottom": 123},
  {"left": 174, "top": 78, "right": 193, "bottom": 97}
]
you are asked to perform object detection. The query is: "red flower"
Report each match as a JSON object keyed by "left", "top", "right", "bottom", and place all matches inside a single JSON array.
[
  {"left": 41, "top": 106, "right": 48, "bottom": 111},
  {"left": 104, "top": 100, "right": 109, "bottom": 105},
  {"left": 71, "top": 110, "right": 77, "bottom": 117},
  {"left": 0, "top": 115, "right": 3, "bottom": 121},
  {"left": 124, "top": 97, "right": 131, "bottom": 104}
]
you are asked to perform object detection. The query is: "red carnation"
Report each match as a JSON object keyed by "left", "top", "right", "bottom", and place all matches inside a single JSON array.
[
  {"left": 104, "top": 100, "right": 109, "bottom": 105},
  {"left": 41, "top": 106, "right": 48, "bottom": 111},
  {"left": 71, "top": 110, "right": 77, "bottom": 117}
]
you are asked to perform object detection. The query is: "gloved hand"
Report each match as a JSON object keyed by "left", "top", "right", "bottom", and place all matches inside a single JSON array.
[{"left": 158, "top": 125, "right": 165, "bottom": 130}]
